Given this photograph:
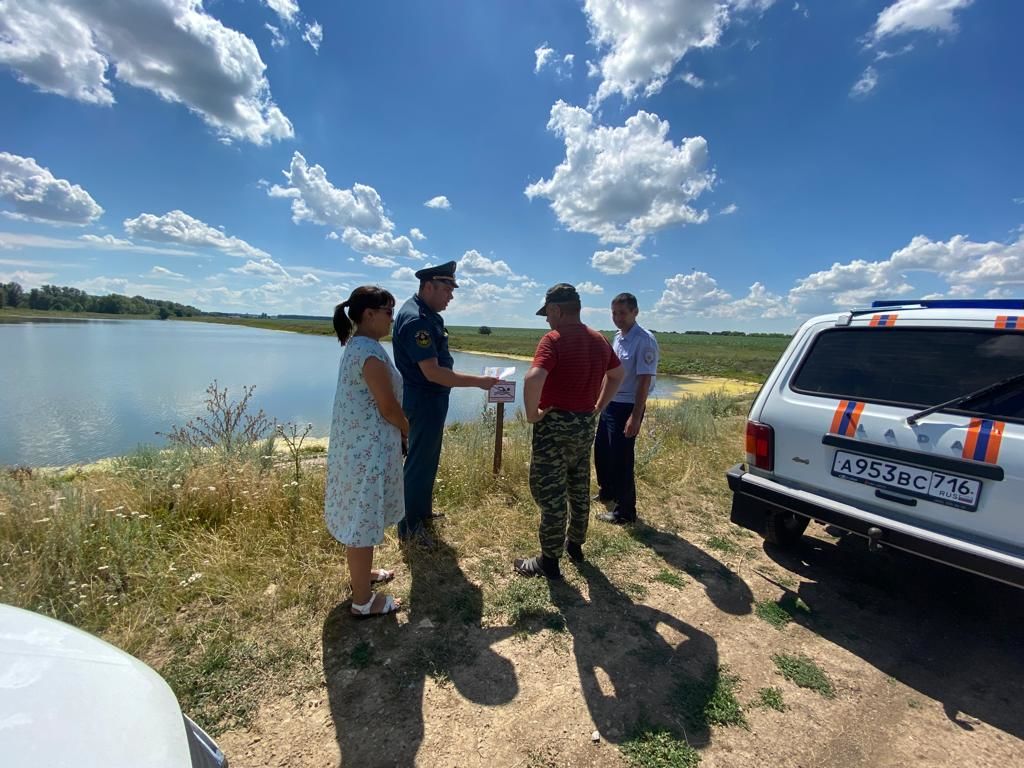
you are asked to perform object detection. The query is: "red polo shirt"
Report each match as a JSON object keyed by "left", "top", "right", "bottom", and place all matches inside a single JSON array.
[{"left": 532, "top": 323, "right": 620, "bottom": 412}]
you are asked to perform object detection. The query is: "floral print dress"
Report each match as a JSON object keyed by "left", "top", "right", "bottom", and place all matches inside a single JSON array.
[{"left": 325, "top": 336, "right": 405, "bottom": 546}]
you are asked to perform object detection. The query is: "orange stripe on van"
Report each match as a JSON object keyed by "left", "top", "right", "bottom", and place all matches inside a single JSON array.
[
  {"left": 962, "top": 419, "right": 1005, "bottom": 464},
  {"left": 830, "top": 400, "right": 864, "bottom": 437},
  {"left": 869, "top": 313, "right": 897, "bottom": 327},
  {"left": 995, "top": 315, "right": 1020, "bottom": 329}
]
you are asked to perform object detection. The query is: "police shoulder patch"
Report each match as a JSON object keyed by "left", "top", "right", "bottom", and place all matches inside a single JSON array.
[
  {"left": 415, "top": 330, "right": 432, "bottom": 348},
  {"left": 644, "top": 348, "right": 656, "bottom": 365}
]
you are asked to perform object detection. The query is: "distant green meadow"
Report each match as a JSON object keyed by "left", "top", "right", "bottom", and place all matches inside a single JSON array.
[{"left": 179, "top": 316, "right": 789, "bottom": 383}]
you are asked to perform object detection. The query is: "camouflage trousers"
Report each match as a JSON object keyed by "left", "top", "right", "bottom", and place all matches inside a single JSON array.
[{"left": 530, "top": 409, "right": 599, "bottom": 560}]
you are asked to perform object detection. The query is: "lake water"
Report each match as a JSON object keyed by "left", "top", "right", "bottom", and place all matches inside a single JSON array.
[{"left": 0, "top": 319, "right": 535, "bottom": 467}]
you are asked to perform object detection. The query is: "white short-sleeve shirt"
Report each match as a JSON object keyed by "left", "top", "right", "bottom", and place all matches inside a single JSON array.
[{"left": 612, "top": 323, "right": 659, "bottom": 404}]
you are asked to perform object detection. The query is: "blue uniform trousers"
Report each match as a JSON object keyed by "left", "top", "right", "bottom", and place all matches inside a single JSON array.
[
  {"left": 593, "top": 401, "right": 637, "bottom": 518},
  {"left": 399, "top": 385, "right": 450, "bottom": 538}
]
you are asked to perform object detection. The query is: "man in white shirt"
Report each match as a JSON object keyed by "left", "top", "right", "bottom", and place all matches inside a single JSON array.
[{"left": 595, "top": 293, "right": 659, "bottom": 525}]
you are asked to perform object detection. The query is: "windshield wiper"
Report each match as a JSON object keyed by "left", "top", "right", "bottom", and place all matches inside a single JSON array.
[{"left": 906, "top": 372, "right": 1024, "bottom": 425}]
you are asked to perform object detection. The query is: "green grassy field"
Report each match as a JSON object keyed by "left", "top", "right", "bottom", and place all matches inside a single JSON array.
[
  {"left": 178, "top": 315, "right": 337, "bottom": 336},
  {"left": 448, "top": 326, "right": 791, "bottom": 382},
  {"left": 177, "top": 318, "right": 791, "bottom": 383},
  {"left": 0, "top": 307, "right": 157, "bottom": 321}
]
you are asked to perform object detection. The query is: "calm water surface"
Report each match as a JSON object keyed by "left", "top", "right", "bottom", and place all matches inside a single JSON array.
[{"left": 0, "top": 319, "right": 531, "bottom": 466}]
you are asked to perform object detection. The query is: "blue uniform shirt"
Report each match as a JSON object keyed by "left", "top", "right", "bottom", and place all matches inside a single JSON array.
[
  {"left": 611, "top": 323, "right": 659, "bottom": 404},
  {"left": 393, "top": 294, "right": 454, "bottom": 393}
]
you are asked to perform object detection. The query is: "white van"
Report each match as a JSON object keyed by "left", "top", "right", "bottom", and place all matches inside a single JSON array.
[{"left": 727, "top": 299, "right": 1024, "bottom": 588}]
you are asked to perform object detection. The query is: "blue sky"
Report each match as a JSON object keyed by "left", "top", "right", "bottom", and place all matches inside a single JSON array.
[{"left": 1, "top": 0, "right": 1022, "bottom": 331}]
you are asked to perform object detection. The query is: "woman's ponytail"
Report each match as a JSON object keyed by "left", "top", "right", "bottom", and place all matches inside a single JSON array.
[{"left": 333, "top": 300, "right": 353, "bottom": 345}]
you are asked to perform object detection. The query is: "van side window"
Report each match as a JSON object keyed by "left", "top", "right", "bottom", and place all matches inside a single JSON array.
[{"left": 791, "top": 328, "right": 1024, "bottom": 421}]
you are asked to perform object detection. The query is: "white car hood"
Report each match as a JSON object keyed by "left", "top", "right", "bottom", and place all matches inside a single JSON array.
[{"left": 0, "top": 603, "right": 191, "bottom": 768}]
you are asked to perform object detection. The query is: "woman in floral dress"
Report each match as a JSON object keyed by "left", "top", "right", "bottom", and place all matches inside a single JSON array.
[{"left": 326, "top": 286, "right": 408, "bottom": 617}]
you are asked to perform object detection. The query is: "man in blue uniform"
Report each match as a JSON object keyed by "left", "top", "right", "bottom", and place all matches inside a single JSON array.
[{"left": 392, "top": 260, "right": 498, "bottom": 543}]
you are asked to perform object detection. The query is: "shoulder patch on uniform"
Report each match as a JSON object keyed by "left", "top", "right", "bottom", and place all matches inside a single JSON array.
[
  {"left": 415, "top": 330, "right": 432, "bottom": 348},
  {"left": 643, "top": 349, "right": 656, "bottom": 365}
]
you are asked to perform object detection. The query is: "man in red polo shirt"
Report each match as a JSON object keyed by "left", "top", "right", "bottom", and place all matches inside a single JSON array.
[{"left": 514, "top": 283, "right": 625, "bottom": 579}]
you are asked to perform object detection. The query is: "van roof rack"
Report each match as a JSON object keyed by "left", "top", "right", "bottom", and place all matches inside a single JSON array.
[{"left": 870, "top": 299, "right": 1024, "bottom": 310}]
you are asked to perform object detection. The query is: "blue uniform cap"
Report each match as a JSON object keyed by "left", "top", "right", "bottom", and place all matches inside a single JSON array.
[{"left": 414, "top": 260, "right": 458, "bottom": 287}]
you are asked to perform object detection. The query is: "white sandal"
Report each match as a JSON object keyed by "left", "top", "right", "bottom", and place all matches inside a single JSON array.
[
  {"left": 351, "top": 593, "right": 399, "bottom": 619},
  {"left": 370, "top": 568, "right": 394, "bottom": 584}
]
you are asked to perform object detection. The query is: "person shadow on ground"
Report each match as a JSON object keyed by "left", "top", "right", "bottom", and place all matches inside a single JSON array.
[
  {"left": 627, "top": 522, "right": 754, "bottom": 616},
  {"left": 762, "top": 531, "right": 1024, "bottom": 741},
  {"left": 548, "top": 561, "right": 720, "bottom": 749},
  {"left": 322, "top": 535, "right": 520, "bottom": 768}
]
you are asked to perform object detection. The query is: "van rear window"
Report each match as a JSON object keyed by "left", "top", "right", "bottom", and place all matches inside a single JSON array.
[{"left": 791, "top": 327, "right": 1024, "bottom": 420}]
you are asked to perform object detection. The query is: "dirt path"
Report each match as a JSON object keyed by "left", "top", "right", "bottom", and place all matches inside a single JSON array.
[{"left": 217, "top": 509, "right": 1024, "bottom": 768}]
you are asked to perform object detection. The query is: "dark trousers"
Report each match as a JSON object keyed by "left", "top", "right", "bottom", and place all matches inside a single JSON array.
[
  {"left": 594, "top": 401, "right": 637, "bottom": 518},
  {"left": 399, "top": 385, "right": 450, "bottom": 538},
  {"left": 531, "top": 410, "right": 599, "bottom": 560}
]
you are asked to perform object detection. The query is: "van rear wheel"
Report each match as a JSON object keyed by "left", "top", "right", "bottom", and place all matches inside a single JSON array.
[{"left": 764, "top": 511, "right": 809, "bottom": 548}]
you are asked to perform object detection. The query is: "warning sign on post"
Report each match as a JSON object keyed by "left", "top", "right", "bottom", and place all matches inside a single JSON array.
[
  {"left": 484, "top": 366, "right": 516, "bottom": 404},
  {"left": 488, "top": 381, "right": 516, "bottom": 403}
]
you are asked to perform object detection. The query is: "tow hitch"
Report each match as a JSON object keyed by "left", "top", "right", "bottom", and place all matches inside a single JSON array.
[{"left": 867, "top": 526, "right": 884, "bottom": 553}]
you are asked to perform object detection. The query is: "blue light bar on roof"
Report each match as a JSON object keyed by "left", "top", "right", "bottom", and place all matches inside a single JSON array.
[{"left": 871, "top": 299, "right": 1024, "bottom": 309}]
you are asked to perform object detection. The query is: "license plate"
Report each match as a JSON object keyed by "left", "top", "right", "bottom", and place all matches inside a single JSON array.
[{"left": 831, "top": 450, "right": 981, "bottom": 511}]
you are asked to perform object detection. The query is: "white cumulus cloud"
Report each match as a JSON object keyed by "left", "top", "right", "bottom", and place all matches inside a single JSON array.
[
  {"left": 871, "top": 0, "right": 975, "bottom": 43},
  {"left": 341, "top": 228, "right": 425, "bottom": 261},
  {"left": 391, "top": 266, "right": 417, "bottom": 281},
  {"left": 263, "top": 0, "right": 299, "bottom": 26},
  {"left": 850, "top": 66, "right": 879, "bottom": 98},
  {"left": 80, "top": 234, "right": 131, "bottom": 247},
  {"left": 577, "top": 281, "right": 604, "bottom": 295},
  {"left": 269, "top": 152, "right": 393, "bottom": 233},
  {"left": 535, "top": 43, "right": 555, "bottom": 73},
  {"left": 424, "top": 195, "right": 451, "bottom": 210},
  {"left": 653, "top": 271, "right": 733, "bottom": 314},
  {"left": 363, "top": 255, "right": 399, "bottom": 268},
  {"left": 591, "top": 244, "right": 646, "bottom": 274},
  {"left": 0, "top": 0, "right": 294, "bottom": 146},
  {"left": 124, "top": 210, "right": 269, "bottom": 259},
  {"left": 0, "top": 152, "right": 103, "bottom": 225},
  {"left": 265, "top": 23, "right": 287, "bottom": 48},
  {"left": 303, "top": 22, "right": 323, "bottom": 53},
  {"left": 583, "top": 0, "right": 775, "bottom": 104},
  {"left": 227, "top": 256, "right": 318, "bottom": 287},
  {"left": 150, "top": 265, "right": 185, "bottom": 279},
  {"left": 409, "top": 227, "right": 426, "bottom": 241},
  {"left": 457, "top": 249, "right": 515, "bottom": 278},
  {"left": 526, "top": 102, "right": 714, "bottom": 244},
  {"left": 535, "top": 43, "right": 575, "bottom": 77}
]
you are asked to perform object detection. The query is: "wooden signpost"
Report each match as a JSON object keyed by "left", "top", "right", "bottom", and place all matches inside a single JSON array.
[{"left": 485, "top": 371, "right": 516, "bottom": 474}]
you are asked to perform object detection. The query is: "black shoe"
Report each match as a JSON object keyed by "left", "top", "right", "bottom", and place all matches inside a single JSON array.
[
  {"left": 592, "top": 493, "right": 616, "bottom": 510},
  {"left": 597, "top": 509, "right": 637, "bottom": 525},
  {"left": 565, "top": 540, "right": 584, "bottom": 563},
  {"left": 424, "top": 512, "right": 446, "bottom": 521},
  {"left": 513, "top": 555, "right": 563, "bottom": 580}
]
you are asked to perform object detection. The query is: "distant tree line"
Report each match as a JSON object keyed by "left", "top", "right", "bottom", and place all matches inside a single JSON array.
[
  {"left": 0, "top": 282, "right": 203, "bottom": 318},
  {"left": 653, "top": 329, "right": 791, "bottom": 338}
]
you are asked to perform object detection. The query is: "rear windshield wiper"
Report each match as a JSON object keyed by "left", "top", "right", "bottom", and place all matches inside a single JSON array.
[{"left": 906, "top": 372, "right": 1024, "bottom": 425}]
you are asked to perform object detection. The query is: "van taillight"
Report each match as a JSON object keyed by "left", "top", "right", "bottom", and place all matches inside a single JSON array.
[{"left": 745, "top": 420, "right": 774, "bottom": 471}]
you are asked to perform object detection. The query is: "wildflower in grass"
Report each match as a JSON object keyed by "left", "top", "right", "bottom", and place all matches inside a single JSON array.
[
  {"left": 179, "top": 572, "right": 203, "bottom": 587},
  {"left": 171, "top": 483, "right": 181, "bottom": 490}
]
